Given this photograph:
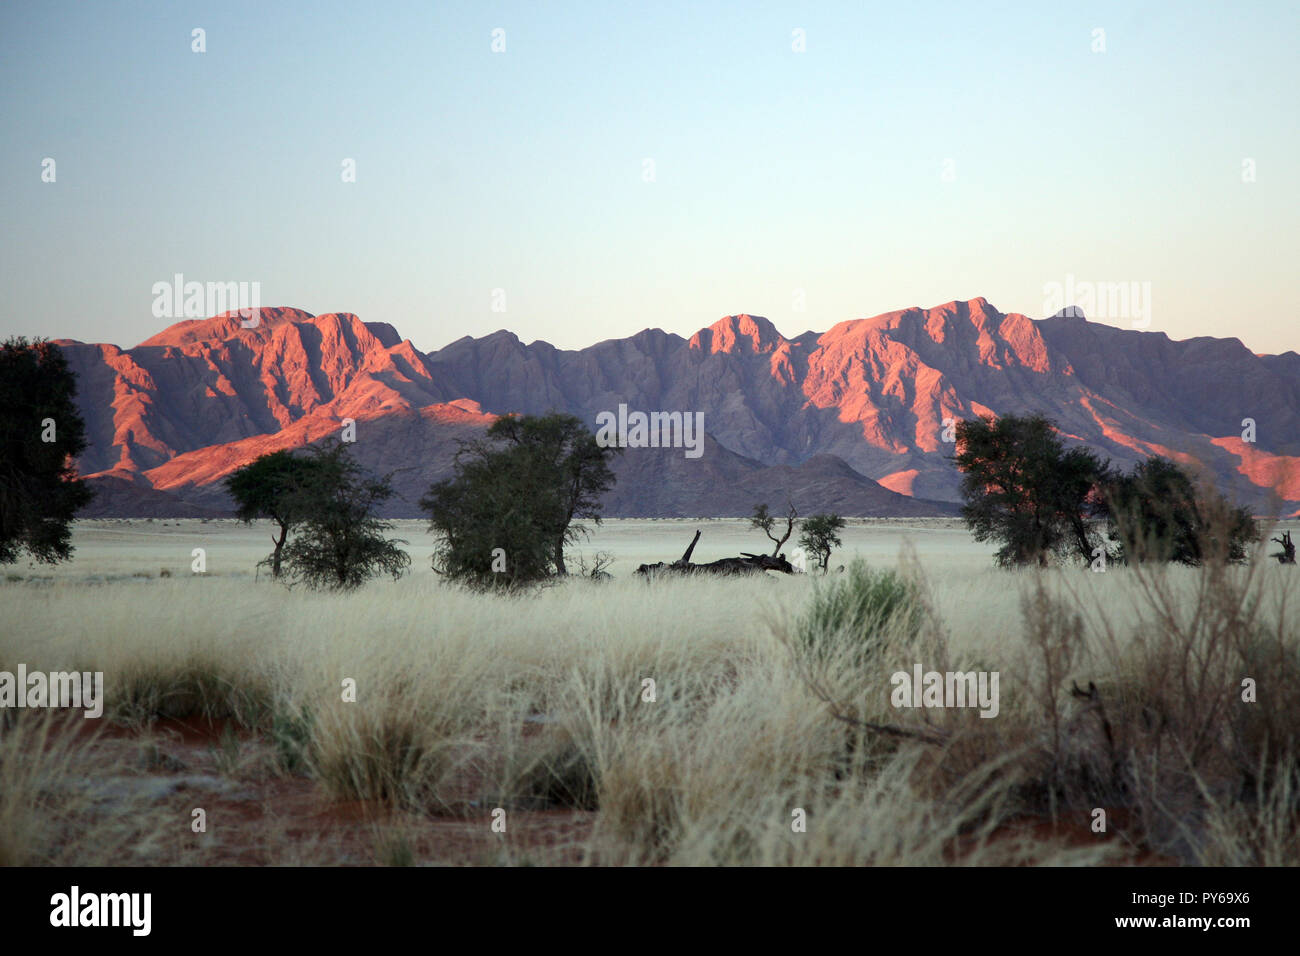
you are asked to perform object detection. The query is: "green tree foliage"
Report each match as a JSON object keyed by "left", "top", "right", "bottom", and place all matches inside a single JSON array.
[
  {"left": 485, "top": 413, "right": 621, "bottom": 574},
  {"left": 955, "top": 414, "right": 1260, "bottom": 569},
  {"left": 276, "top": 439, "right": 410, "bottom": 590},
  {"left": 1102, "top": 455, "right": 1258, "bottom": 565},
  {"left": 953, "top": 413, "right": 1109, "bottom": 568},
  {"left": 223, "top": 449, "right": 323, "bottom": 577},
  {"left": 422, "top": 412, "right": 619, "bottom": 589},
  {"left": 798, "top": 513, "right": 846, "bottom": 572},
  {"left": 421, "top": 436, "right": 561, "bottom": 589},
  {"left": 0, "top": 339, "right": 93, "bottom": 564}
]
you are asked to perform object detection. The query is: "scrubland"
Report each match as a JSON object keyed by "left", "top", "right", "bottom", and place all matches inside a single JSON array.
[{"left": 1, "top": 519, "right": 1297, "bottom": 866}]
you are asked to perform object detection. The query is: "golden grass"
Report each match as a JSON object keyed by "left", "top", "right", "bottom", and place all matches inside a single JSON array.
[{"left": 1, "top": 521, "right": 1297, "bottom": 866}]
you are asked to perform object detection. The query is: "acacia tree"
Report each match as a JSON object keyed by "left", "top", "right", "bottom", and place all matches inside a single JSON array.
[
  {"left": 1102, "top": 456, "right": 1258, "bottom": 565},
  {"left": 751, "top": 501, "right": 798, "bottom": 557},
  {"left": 798, "top": 513, "right": 846, "bottom": 572},
  {"left": 277, "top": 439, "right": 410, "bottom": 590},
  {"left": 422, "top": 413, "right": 619, "bottom": 588},
  {"left": 484, "top": 413, "right": 620, "bottom": 574},
  {"left": 0, "top": 339, "right": 93, "bottom": 565},
  {"left": 224, "top": 449, "right": 322, "bottom": 577},
  {"left": 421, "top": 436, "right": 561, "bottom": 589},
  {"left": 953, "top": 413, "right": 1108, "bottom": 568}
]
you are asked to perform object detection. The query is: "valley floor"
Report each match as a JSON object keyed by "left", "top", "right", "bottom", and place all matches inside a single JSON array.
[{"left": 1, "top": 519, "right": 1297, "bottom": 866}]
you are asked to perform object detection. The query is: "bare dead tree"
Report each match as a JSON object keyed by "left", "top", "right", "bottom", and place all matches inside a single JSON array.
[
  {"left": 1271, "top": 530, "right": 1296, "bottom": 565},
  {"left": 750, "top": 500, "right": 799, "bottom": 557},
  {"left": 680, "top": 528, "right": 701, "bottom": 563},
  {"left": 574, "top": 549, "right": 615, "bottom": 581}
]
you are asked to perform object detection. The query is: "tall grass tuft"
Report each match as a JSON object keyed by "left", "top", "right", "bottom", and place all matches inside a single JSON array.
[{"left": 797, "top": 559, "right": 925, "bottom": 664}]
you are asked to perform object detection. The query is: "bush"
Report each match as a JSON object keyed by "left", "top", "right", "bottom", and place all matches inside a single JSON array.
[
  {"left": 1006, "top": 553, "right": 1300, "bottom": 860},
  {"left": 798, "top": 559, "right": 924, "bottom": 663}
]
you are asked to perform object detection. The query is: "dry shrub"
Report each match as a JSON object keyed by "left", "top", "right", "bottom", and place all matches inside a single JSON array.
[{"left": 1003, "top": 510, "right": 1300, "bottom": 861}]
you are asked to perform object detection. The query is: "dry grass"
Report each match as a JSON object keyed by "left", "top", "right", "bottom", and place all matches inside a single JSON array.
[
  {"left": 0, "top": 711, "right": 176, "bottom": 865},
  {"left": 1, "top": 520, "right": 1297, "bottom": 865}
]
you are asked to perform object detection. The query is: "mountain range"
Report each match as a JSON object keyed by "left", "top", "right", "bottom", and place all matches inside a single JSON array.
[{"left": 54, "top": 298, "right": 1300, "bottom": 519}]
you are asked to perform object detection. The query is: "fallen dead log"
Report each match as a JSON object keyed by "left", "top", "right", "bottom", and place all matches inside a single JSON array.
[{"left": 635, "top": 529, "right": 800, "bottom": 577}]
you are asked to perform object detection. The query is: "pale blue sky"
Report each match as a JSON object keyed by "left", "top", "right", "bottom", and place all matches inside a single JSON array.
[{"left": 2, "top": 0, "right": 1297, "bottom": 353}]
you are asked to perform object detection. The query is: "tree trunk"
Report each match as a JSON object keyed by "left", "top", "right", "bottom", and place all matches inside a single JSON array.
[
  {"left": 554, "top": 537, "right": 567, "bottom": 575},
  {"left": 680, "top": 529, "right": 701, "bottom": 563},
  {"left": 272, "top": 523, "right": 288, "bottom": 577},
  {"left": 1071, "top": 517, "right": 1094, "bottom": 566},
  {"left": 784, "top": 505, "right": 797, "bottom": 553},
  {"left": 768, "top": 504, "right": 797, "bottom": 556}
]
